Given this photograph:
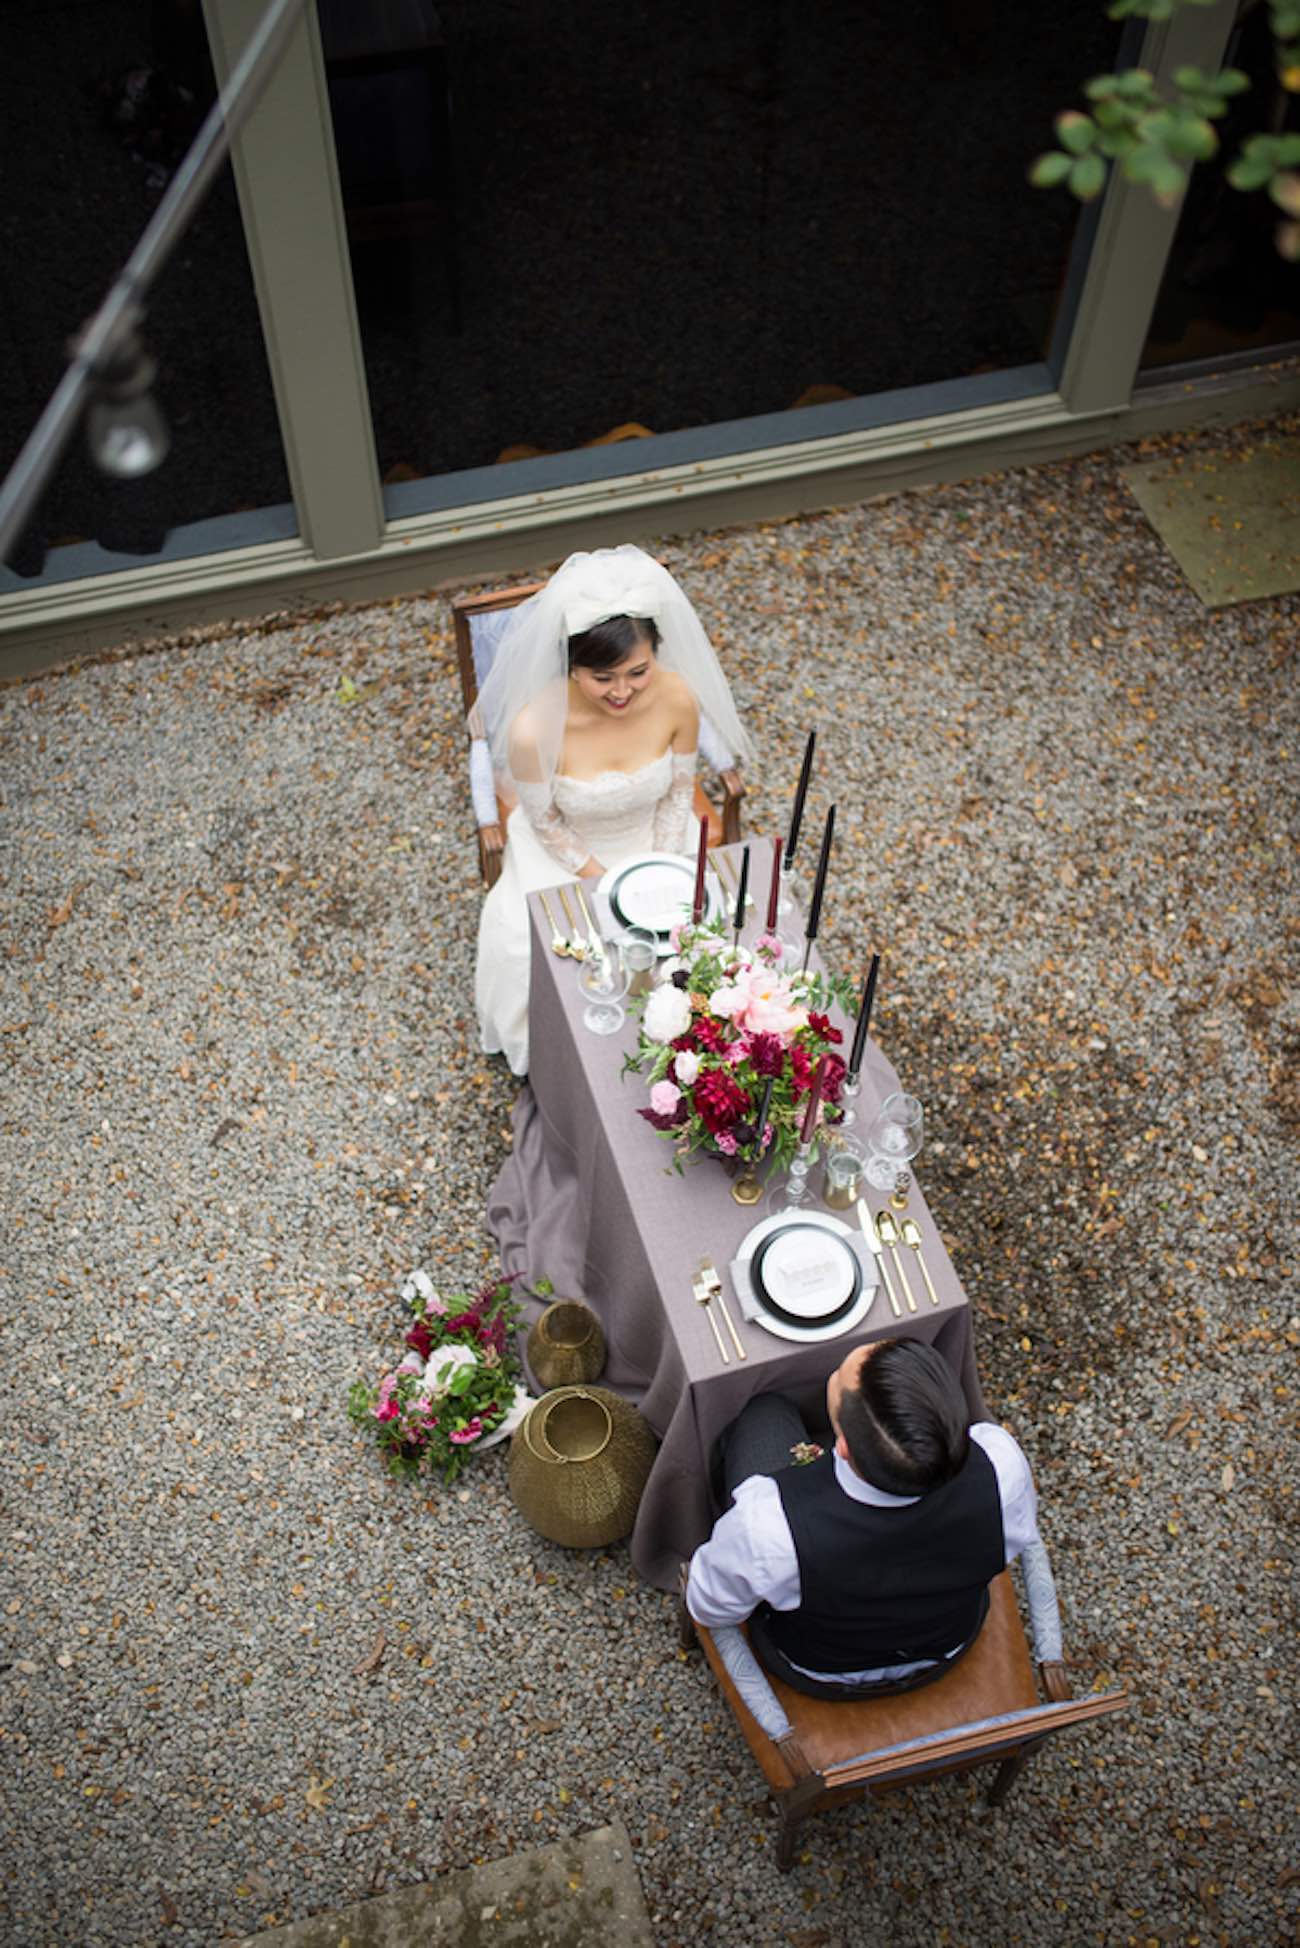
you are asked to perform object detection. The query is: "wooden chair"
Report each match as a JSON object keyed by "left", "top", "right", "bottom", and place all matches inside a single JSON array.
[
  {"left": 450, "top": 583, "right": 746, "bottom": 887},
  {"left": 678, "top": 1541, "right": 1128, "bottom": 1869}
]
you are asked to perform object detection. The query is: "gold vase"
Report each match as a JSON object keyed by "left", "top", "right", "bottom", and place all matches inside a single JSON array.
[
  {"left": 526, "top": 1299, "right": 607, "bottom": 1391},
  {"left": 508, "top": 1387, "right": 657, "bottom": 1548}
]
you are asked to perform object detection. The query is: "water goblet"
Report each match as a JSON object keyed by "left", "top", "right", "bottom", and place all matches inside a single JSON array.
[
  {"left": 578, "top": 938, "right": 630, "bottom": 1036},
  {"left": 863, "top": 1092, "right": 925, "bottom": 1199},
  {"left": 767, "top": 1140, "right": 816, "bottom": 1214}
]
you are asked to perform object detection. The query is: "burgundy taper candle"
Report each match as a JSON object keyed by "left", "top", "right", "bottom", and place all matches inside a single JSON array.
[
  {"left": 848, "top": 953, "right": 880, "bottom": 1077},
  {"left": 765, "top": 834, "right": 783, "bottom": 931},
  {"left": 801, "top": 1054, "right": 828, "bottom": 1145},
  {"left": 691, "top": 818, "right": 709, "bottom": 924}
]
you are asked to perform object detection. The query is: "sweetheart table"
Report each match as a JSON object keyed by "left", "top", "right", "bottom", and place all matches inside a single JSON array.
[{"left": 486, "top": 839, "right": 986, "bottom": 1591}]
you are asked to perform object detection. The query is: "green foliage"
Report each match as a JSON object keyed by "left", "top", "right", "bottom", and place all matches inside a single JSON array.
[{"left": 1030, "top": 0, "right": 1300, "bottom": 255}]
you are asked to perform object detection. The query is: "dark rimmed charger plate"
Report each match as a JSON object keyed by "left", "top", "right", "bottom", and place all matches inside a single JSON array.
[{"left": 749, "top": 1222, "right": 863, "bottom": 1331}]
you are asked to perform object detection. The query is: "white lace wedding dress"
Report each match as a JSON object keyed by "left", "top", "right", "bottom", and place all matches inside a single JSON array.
[{"left": 475, "top": 750, "right": 700, "bottom": 1076}]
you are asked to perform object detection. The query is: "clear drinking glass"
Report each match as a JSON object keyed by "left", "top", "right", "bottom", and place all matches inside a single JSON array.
[
  {"left": 863, "top": 1092, "right": 925, "bottom": 1195},
  {"left": 621, "top": 926, "right": 659, "bottom": 998},
  {"left": 768, "top": 1141, "right": 816, "bottom": 1214},
  {"left": 822, "top": 1145, "right": 866, "bottom": 1211},
  {"left": 578, "top": 940, "right": 630, "bottom": 1036}
]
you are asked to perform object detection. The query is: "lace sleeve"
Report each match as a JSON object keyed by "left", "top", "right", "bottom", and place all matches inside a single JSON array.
[
  {"left": 515, "top": 777, "right": 591, "bottom": 874},
  {"left": 651, "top": 750, "right": 697, "bottom": 853}
]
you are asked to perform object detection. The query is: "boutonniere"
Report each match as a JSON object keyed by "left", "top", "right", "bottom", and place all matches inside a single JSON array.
[{"left": 789, "top": 1441, "right": 824, "bottom": 1466}]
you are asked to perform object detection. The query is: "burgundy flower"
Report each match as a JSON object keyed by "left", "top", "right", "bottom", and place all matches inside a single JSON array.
[
  {"left": 821, "top": 1053, "right": 847, "bottom": 1105},
  {"left": 694, "top": 1068, "right": 749, "bottom": 1133},
  {"left": 694, "top": 1017, "right": 729, "bottom": 1054},
  {"left": 404, "top": 1318, "right": 433, "bottom": 1361},
  {"left": 639, "top": 1102, "right": 690, "bottom": 1132},
  {"left": 748, "top": 1032, "right": 785, "bottom": 1077},
  {"left": 788, "top": 1041, "right": 814, "bottom": 1096},
  {"left": 444, "top": 1308, "right": 482, "bottom": 1336},
  {"left": 808, "top": 1011, "right": 844, "bottom": 1046},
  {"left": 670, "top": 1030, "right": 698, "bottom": 1054},
  {"left": 477, "top": 1316, "right": 508, "bottom": 1355}
]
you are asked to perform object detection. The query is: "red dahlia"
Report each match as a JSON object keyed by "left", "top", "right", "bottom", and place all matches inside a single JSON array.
[{"left": 694, "top": 1068, "right": 749, "bottom": 1133}]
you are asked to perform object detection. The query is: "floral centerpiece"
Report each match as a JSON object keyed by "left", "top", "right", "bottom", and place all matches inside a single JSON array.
[
  {"left": 347, "top": 1271, "right": 535, "bottom": 1481},
  {"left": 623, "top": 918, "right": 855, "bottom": 1173}
]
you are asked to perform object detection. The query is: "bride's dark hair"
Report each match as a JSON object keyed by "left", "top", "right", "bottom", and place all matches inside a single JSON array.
[{"left": 567, "top": 613, "right": 660, "bottom": 673}]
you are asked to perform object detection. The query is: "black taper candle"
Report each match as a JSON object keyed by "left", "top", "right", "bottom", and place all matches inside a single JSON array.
[
  {"left": 733, "top": 844, "right": 750, "bottom": 936},
  {"left": 804, "top": 803, "right": 836, "bottom": 941},
  {"left": 848, "top": 953, "right": 880, "bottom": 1076},
  {"left": 786, "top": 730, "right": 816, "bottom": 867}
]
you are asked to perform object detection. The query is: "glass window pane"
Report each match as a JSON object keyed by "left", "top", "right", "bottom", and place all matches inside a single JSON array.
[
  {"left": 322, "top": 0, "right": 1118, "bottom": 491},
  {"left": 0, "top": 0, "right": 295, "bottom": 585},
  {"left": 1142, "top": 7, "right": 1300, "bottom": 373}
]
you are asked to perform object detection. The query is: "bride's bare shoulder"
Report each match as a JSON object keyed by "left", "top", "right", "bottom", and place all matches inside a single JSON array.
[{"left": 657, "top": 666, "right": 699, "bottom": 724}]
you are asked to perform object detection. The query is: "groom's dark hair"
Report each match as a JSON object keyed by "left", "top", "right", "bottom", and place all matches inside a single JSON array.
[
  {"left": 568, "top": 613, "right": 660, "bottom": 673},
  {"left": 839, "top": 1341, "right": 970, "bottom": 1495}
]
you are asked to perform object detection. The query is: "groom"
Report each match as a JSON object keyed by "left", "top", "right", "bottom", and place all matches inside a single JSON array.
[{"left": 685, "top": 1339, "right": 1040, "bottom": 1696}]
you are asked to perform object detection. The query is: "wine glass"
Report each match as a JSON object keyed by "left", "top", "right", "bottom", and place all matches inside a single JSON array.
[
  {"left": 863, "top": 1092, "right": 924, "bottom": 1198},
  {"left": 578, "top": 938, "right": 630, "bottom": 1035}
]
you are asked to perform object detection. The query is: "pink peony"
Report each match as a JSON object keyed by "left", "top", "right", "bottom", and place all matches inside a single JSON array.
[
  {"left": 649, "top": 1079, "right": 682, "bottom": 1116},
  {"left": 734, "top": 969, "right": 807, "bottom": 1039},
  {"left": 449, "top": 1417, "right": 484, "bottom": 1445}
]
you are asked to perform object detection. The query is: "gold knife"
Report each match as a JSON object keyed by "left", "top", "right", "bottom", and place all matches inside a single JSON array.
[
  {"left": 554, "top": 884, "right": 585, "bottom": 958},
  {"left": 857, "top": 1198, "right": 901, "bottom": 1319}
]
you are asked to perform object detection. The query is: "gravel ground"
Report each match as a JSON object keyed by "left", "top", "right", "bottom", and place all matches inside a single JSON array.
[{"left": 1, "top": 413, "right": 1296, "bottom": 1948}]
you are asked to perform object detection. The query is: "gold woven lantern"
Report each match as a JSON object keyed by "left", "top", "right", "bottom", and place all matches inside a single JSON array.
[
  {"left": 526, "top": 1299, "right": 607, "bottom": 1391},
  {"left": 508, "top": 1387, "right": 657, "bottom": 1548}
]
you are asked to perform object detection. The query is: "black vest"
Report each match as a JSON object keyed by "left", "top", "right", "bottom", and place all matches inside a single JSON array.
[{"left": 764, "top": 1443, "right": 1005, "bottom": 1673}]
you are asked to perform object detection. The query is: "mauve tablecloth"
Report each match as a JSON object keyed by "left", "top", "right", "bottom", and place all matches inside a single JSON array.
[{"left": 486, "top": 839, "right": 986, "bottom": 1590}]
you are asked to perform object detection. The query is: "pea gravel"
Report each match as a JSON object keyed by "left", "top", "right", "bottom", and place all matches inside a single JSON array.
[{"left": 1, "top": 411, "right": 1296, "bottom": 1948}]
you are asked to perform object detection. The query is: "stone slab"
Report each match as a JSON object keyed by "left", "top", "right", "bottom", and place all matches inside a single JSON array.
[
  {"left": 236, "top": 1821, "right": 653, "bottom": 1948},
  {"left": 1122, "top": 435, "right": 1300, "bottom": 607}
]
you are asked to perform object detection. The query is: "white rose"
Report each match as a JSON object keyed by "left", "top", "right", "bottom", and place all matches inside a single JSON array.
[
  {"left": 643, "top": 984, "right": 692, "bottom": 1044},
  {"left": 674, "top": 1048, "right": 701, "bottom": 1086},
  {"left": 425, "top": 1342, "right": 478, "bottom": 1393}
]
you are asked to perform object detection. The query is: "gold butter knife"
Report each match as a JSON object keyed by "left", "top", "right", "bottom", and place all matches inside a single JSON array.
[
  {"left": 857, "top": 1198, "right": 901, "bottom": 1319},
  {"left": 692, "top": 1272, "right": 729, "bottom": 1363}
]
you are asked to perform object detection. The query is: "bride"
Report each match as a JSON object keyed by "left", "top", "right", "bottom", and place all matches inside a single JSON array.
[{"left": 473, "top": 545, "right": 753, "bottom": 1075}]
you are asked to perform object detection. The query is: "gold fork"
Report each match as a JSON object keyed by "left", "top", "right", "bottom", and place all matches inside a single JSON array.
[
  {"left": 536, "top": 891, "right": 569, "bottom": 958},
  {"left": 554, "top": 885, "right": 586, "bottom": 959}
]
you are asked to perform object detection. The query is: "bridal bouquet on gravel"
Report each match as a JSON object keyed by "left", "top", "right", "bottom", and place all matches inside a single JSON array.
[
  {"left": 624, "top": 918, "right": 855, "bottom": 1173},
  {"left": 347, "top": 1271, "right": 535, "bottom": 1482}
]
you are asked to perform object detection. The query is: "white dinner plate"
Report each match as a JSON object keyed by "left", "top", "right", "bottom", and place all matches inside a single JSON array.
[
  {"left": 731, "top": 1209, "right": 878, "bottom": 1344},
  {"left": 597, "top": 852, "right": 722, "bottom": 941}
]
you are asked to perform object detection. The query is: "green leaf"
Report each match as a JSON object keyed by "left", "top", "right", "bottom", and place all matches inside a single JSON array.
[
  {"left": 1216, "top": 68, "right": 1252, "bottom": 96},
  {"left": 1115, "top": 67, "right": 1158, "bottom": 99},
  {"left": 1056, "top": 110, "right": 1096, "bottom": 155},
  {"left": 1069, "top": 151, "right": 1108, "bottom": 199},
  {"left": 1084, "top": 73, "right": 1121, "bottom": 100},
  {"left": 1029, "top": 151, "right": 1075, "bottom": 187},
  {"left": 1164, "top": 117, "right": 1218, "bottom": 161}
]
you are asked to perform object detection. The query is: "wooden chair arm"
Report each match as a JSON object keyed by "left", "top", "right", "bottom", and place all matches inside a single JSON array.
[
  {"left": 1038, "top": 1660, "right": 1072, "bottom": 1703},
  {"left": 718, "top": 768, "right": 745, "bottom": 848}
]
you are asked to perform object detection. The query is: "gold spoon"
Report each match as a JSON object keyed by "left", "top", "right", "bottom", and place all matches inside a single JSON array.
[
  {"left": 536, "top": 891, "right": 570, "bottom": 959},
  {"left": 899, "top": 1216, "right": 940, "bottom": 1307},
  {"left": 875, "top": 1209, "right": 917, "bottom": 1313},
  {"left": 554, "top": 885, "right": 587, "bottom": 959}
]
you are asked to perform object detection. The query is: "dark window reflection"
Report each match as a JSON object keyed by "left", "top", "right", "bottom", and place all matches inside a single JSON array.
[
  {"left": 0, "top": 0, "right": 293, "bottom": 581},
  {"left": 1142, "top": 4, "right": 1300, "bottom": 373},
  {"left": 325, "top": 0, "right": 1119, "bottom": 485}
]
